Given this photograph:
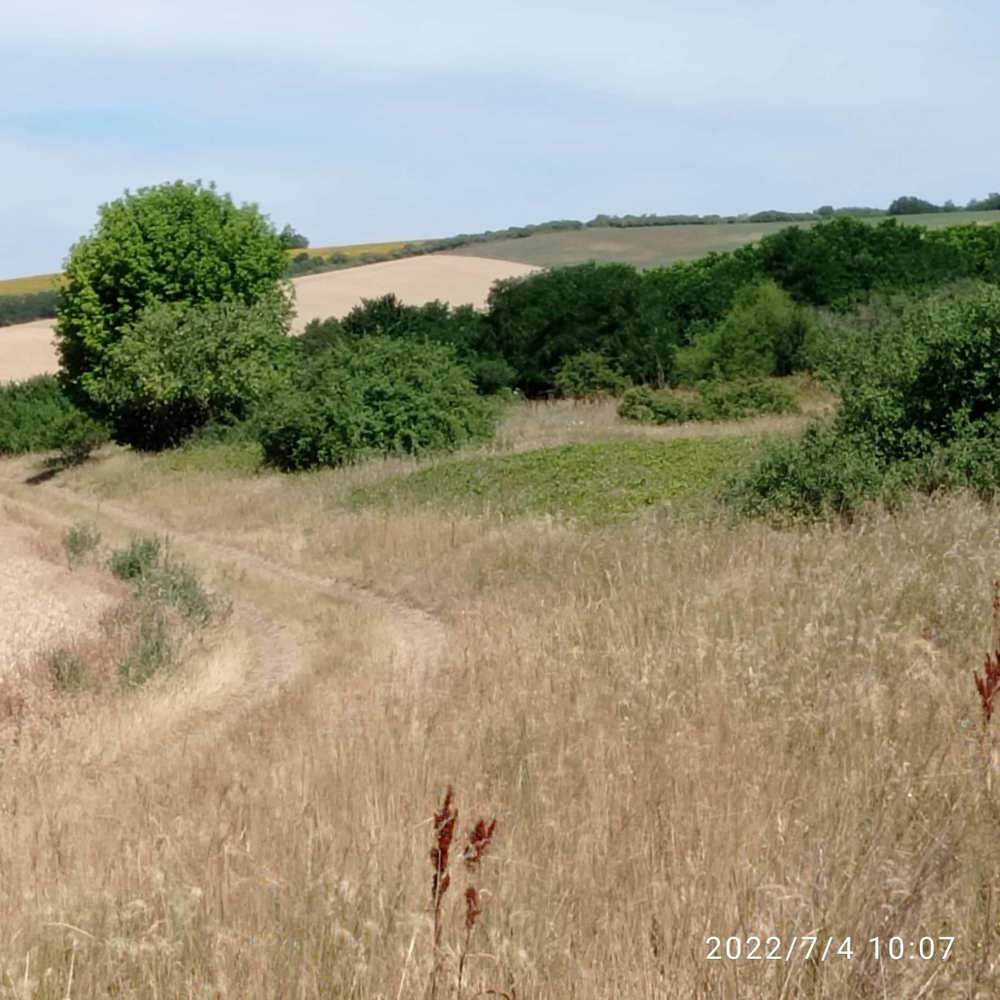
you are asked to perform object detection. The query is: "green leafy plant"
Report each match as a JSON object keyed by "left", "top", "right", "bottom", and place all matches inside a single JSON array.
[
  {"left": 0, "top": 376, "right": 78, "bottom": 454},
  {"left": 109, "top": 536, "right": 163, "bottom": 581},
  {"left": 553, "top": 351, "right": 630, "bottom": 398},
  {"left": 676, "top": 280, "right": 816, "bottom": 381},
  {"left": 258, "top": 336, "right": 492, "bottom": 471},
  {"left": 95, "top": 299, "right": 295, "bottom": 449},
  {"left": 118, "top": 606, "right": 173, "bottom": 687},
  {"left": 57, "top": 180, "right": 292, "bottom": 433},
  {"left": 63, "top": 522, "right": 101, "bottom": 568}
]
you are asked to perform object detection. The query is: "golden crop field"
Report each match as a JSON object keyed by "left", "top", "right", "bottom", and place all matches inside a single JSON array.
[
  {"left": 289, "top": 239, "right": 429, "bottom": 259},
  {"left": 0, "top": 272, "right": 63, "bottom": 296}
]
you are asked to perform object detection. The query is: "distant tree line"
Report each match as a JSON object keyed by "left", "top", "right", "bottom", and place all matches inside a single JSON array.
[
  {"left": 0, "top": 290, "right": 59, "bottom": 327},
  {"left": 296, "top": 216, "right": 1000, "bottom": 397},
  {"left": 284, "top": 190, "right": 1000, "bottom": 279},
  {"left": 888, "top": 192, "right": 1000, "bottom": 214}
]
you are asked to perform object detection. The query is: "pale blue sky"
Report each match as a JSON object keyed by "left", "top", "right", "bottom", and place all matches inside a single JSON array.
[{"left": 2, "top": 0, "right": 997, "bottom": 276}]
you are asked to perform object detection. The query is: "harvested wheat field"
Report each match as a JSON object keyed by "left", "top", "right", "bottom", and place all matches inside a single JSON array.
[
  {"left": 0, "top": 320, "right": 61, "bottom": 383},
  {"left": 0, "top": 400, "right": 998, "bottom": 998},
  {"left": 0, "top": 506, "right": 120, "bottom": 678},
  {"left": 0, "top": 255, "right": 539, "bottom": 383},
  {"left": 287, "top": 253, "right": 538, "bottom": 332}
]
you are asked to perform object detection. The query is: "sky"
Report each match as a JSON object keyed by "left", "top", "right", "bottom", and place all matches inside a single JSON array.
[{"left": 1, "top": 0, "right": 998, "bottom": 277}]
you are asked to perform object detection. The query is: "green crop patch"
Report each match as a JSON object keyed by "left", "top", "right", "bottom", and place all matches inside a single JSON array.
[{"left": 353, "top": 437, "right": 760, "bottom": 523}]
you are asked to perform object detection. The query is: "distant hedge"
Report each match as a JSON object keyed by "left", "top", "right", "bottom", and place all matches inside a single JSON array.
[
  {"left": 0, "top": 290, "right": 58, "bottom": 327},
  {"left": 479, "top": 217, "right": 1000, "bottom": 394}
]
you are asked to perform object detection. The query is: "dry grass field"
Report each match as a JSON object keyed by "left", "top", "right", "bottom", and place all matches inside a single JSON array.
[
  {"left": 0, "top": 256, "right": 539, "bottom": 383},
  {"left": 1, "top": 400, "right": 998, "bottom": 997},
  {"left": 445, "top": 210, "right": 1000, "bottom": 269}
]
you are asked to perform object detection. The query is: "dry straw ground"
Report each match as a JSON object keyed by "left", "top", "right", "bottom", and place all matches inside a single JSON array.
[
  {"left": 0, "top": 255, "right": 539, "bottom": 384},
  {"left": 0, "top": 402, "right": 999, "bottom": 998}
]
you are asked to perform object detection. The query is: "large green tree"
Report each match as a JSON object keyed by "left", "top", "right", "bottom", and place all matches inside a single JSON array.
[{"left": 57, "top": 180, "right": 291, "bottom": 425}]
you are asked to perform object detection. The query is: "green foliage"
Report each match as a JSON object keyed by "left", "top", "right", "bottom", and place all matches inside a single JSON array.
[
  {"left": 258, "top": 336, "right": 492, "bottom": 471},
  {"left": 553, "top": 351, "right": 630, "bottom": 398},
  {"left": 55, "top": 409, "right": 109, "bottom": 466},
  {"left": 832, "top": 285, "right": 1000, "bottom": 461},
  {"left": 754, "top": 217, "right": 966, "bottom": 307},
  {"left": 0, "top": 290, "right": 58, "bottom": 327},
  {"left": 57, "top": 180, "right": 291, "bottom": 423},
  {"left": 676, "top": 281, "right": 815, "bottom": 380},
  {"left": 355, "top": 438, "right": 755, "bottom": 523},
  {"left": 94, "top": 299, "right": 295, "bottom": 449},
  {"left": 279, "top": 224, "right": 309, "bottom": 249},
  {"left": 118, "top": 606, "right": 173, "bottom": 687},
  {"left": 617, "top": 385, "right": 696, "bottom": 424},
  {"left": 110, "top": 536, "right": 162, "bottom": 581},
  {"left": 137, "top": 559, "right": 213, "bottom": 625},
  {"left": 63, "top": 522, "right": 101, "bottom": 568},
  {"left": 0, "top": 376, "right": 78, "bottom": 454},
  {"left": 889, "top": 195, "right": 942, "bottom": 215},
  {"left": 487, "top": 262, "right": 677, "bottom": 393},
  {"left": 619, "top": 379, "right": 798, "bottom": 425},
  {"left": 723, "top": 422, "right": 888, "bottom": 521},
  {"left": 696, "top": 379, "right": 799, "bottom": 420},
  {"left": 728, "top": 284, "right": 1000, "bottom": 520}
]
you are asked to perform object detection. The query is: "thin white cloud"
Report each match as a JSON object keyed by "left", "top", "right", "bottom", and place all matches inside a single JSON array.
[{"left": 4, "top": 0, "right": 991, "bottom": 110}]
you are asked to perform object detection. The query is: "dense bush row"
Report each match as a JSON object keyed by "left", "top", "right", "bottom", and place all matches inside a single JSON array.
[
  {"left": 618, "top": 380, "right": 798, "bottom": 425},
  {"left": 287, "top": 217, "right": 1000, "bottom": 408},
  {"left": 0, "top": 375, "right": 107, "bottom": 463},
  {"left": 726, "top": 284, "right": 1000, "bottom": 520},
  {"left": 0, "top": 289, "right": 58, "bottom": 327}
]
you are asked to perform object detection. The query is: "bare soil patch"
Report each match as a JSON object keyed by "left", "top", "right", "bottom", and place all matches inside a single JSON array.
[{"left": 0, "top": 255, "right": 539, "bottom": 382}]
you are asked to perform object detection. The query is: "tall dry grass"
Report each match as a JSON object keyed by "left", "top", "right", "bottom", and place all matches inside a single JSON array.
[{"left": 1, "top": 413, "right": 999, "bottom": 996}]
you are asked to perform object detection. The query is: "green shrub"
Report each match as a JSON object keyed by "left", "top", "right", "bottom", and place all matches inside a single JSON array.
[
  {"left": 697, "top": 379, "right": 799, "bottom": 420},
  {"left": 487, "top": 262, "right": 678, "bottom": 393},
  {"left": 617, "top": 386, "right": 695, "bottom": 424},
  {"left": 118, "top": 607, "right": 173, "bottom": 687},
  {"left": 723, "top": 422, "right": 888, "bottom": 521},
  {"left": 92, "top": 299, "right": 295, "bottom": 450},
  {"left": 678, "top": 280, "right": 816, "bottom": 381},
  {"left": 55, "top": 409, "right": 109, "bottom": 465},
  {"left": 57, "top": 180, "right": 291, "bottom": 427},
  {"left": 258, "top": 336, "right": 492, "bottom": 471},
  {"left": 109, "top": 536, "right": 162, "bottom": 581},
  {"left": 63, "top": 523, "right": 101, "bottom": 568},
  {"left": 617, "top": 386, "right": 657, "bottom": 423},
  {"left": 0, "top": 376, "right": 78, "bottom": 454},
  {"left": 728, "top": 285, "right": 1000, "bottom": 520},
  {"left": 618, "top": 380, "right": 796, "bottom": 425},
  {"left": 553, "top": 351, "right": 630, "bottom": 398},
  {"left": 0, "top": 289, "right": 59, "bottom": 327},
  {"left": 467, "top": 356, "right": 517, "bottom": 395},
  {"left": 138, "top": 558, "right": 213, "bottom": 625}
]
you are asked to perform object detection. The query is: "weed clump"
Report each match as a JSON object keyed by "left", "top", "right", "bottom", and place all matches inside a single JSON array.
[
  {"left": 47, "top": 648, "right": 88, "bottom": 691},
  {"left": 109, "top": 536, "right": 162, "bottom": 581},
  {"left": 118, "top": 606, "right": 173, "bottom": 687},
  {"left": 63, "top": 522, "right": 101, "bottom": 568}
]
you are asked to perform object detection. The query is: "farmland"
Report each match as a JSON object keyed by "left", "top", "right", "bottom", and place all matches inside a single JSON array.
[
  {"left": 1, "top": 395, "right": 998, "bottom": 996},
  {"left": 3, "top": 188, "right": 1000, "bottom": 996},
  {"left": 0, "top": 255, "right": 539, "bottom": 383},
  {"left": 445, "top": 209, "right": 1000, "bottom": 268}
]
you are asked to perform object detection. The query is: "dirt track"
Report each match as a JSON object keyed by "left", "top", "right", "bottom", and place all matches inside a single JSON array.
[
  {"left": 0, "top": 255, "right": 539, "bottom": 383},
  {"left": 0, "top": 459, "right": 445, "bottom": 750}
]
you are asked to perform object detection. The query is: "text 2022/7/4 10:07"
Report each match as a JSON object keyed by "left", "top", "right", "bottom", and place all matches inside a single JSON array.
[{"left": 705, "top": 935, "right": 956, "bottom": 962}]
